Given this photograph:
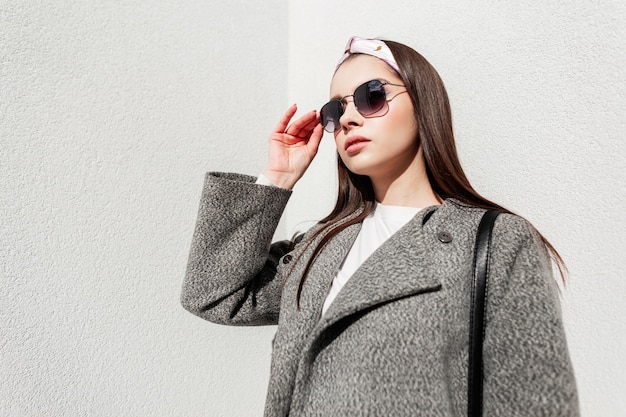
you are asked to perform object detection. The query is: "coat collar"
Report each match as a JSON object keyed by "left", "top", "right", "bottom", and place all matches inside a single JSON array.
[
  {"left": 294, "top": 198, "right": 475, "bottom": 337},
  {"left": 297, "top": 199, "right": 472, "bottom": 321},
  {"left": 310, "top": 203, "right": 444, "bottom": 333}
]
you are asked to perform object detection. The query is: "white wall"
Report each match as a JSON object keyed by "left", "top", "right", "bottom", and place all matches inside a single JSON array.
[
  {"left": 1, "top": 1, "right": 287, "bottom": 416},
  {"left": 2, "top": 1, "right": 624, "bottom": 416}
]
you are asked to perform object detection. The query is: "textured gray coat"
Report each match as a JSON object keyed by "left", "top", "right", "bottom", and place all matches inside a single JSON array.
[{"left": 182, "top": 172, "right": 579, "bottom": 416}]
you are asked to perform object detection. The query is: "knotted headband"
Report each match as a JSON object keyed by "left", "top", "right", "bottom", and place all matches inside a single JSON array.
[{"left": 336, "top": 36, "right": 400, "bottom": 74}]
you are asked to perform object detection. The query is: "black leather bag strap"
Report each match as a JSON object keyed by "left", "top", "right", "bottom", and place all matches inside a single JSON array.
[{"left": 468, "top": 209, "right": 501, "bottom": 417}]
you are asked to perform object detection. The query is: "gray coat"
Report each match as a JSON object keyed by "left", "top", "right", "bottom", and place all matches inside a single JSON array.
[{"left": 182, "top": 172, "right": 579, "bottom": 416}]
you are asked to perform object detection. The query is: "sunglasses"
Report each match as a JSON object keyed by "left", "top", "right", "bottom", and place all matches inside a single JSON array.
[{"left": 319, "top": 79, "right": 406, "bottom": 133}]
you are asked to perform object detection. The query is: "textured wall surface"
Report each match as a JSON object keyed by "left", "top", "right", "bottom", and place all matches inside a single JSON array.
[
  {"left": 2, "top": 0, "right": 625, "bottom": 416},
  {"left": 1, "top": 1, "right": 286, "bottom": 416}
]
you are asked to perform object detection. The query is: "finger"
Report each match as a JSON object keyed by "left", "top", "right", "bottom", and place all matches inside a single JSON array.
[
  {"left": 291, "top": 115, "right": 318, "bottom": 138},
  {"left": 287, "top": 110, "right": 318, "bottom": 137},
  {"left": 273, "top": 104, "right": 298, "bottom": 134},
  {"left": 302, "top": 117, "right": 322, "bottom": 138},
  {"left": 290, "top": 109, "right": 318, "bottom": 128},
  {"left": 305, "top": 123, "right": 324, "bottom": 156}
]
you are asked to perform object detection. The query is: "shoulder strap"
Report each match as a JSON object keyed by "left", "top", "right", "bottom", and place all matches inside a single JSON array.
[{"left": 468, "top": 209, "right": 501, "bottom": 417}]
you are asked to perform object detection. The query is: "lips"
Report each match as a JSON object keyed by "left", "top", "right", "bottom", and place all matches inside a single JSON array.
[{"left": 344, "top": 136, "right": 371, "bottom": 155}]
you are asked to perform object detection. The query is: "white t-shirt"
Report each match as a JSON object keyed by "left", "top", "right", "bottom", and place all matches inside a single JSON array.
[{"left": 321, "top": 203, "right": 421, "bottom": 315}]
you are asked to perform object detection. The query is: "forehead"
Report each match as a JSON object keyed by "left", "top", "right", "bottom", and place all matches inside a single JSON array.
[{"left": 330, "top": 55, "right": 402, "bottom": 97}]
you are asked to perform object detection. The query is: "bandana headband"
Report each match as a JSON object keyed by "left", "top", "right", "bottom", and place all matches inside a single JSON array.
[{"left": 336, "top": 36, "right": 400, "bottom": 74}]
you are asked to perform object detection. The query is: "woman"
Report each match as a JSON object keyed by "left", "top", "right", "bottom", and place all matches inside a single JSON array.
[{"left": 182, "top": 36, "right": 579, "bottom": 416}]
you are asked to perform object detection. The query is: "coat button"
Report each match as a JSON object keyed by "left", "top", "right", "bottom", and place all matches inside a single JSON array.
[
  {"left": 282, "top": 254, "right": 293, "bottom": 264},
  {"left": 437, "top": 231, "right": 453, "bottom": 243}
]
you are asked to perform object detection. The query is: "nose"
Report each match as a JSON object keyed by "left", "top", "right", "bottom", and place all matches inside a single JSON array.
[{"left": 339, "top": 99, "right": 363, "bottom": 131}]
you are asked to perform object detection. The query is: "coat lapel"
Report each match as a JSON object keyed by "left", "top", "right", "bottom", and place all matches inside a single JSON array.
[
  {"left": 313, "top": 205, "right": 442, "bottom": 334},
  {"left": 297, "top": 217, "right": 362, "bottom": 318}
]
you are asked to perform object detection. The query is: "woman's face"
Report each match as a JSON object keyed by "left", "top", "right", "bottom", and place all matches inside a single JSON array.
[{"left": 330, "top": 55, "right": 420, "bottom": 181}]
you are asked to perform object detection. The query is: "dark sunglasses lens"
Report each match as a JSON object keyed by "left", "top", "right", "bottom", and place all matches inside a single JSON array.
[
  {"left": 320, "top": 100, "right": 343, "bottom": 132},
  {"left": 355, "top": 80, "right": 386, "bottom": 116}
]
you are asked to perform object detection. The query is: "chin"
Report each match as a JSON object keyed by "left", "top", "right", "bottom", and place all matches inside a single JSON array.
[
  {"left": 339, "top": 153, "right": 369, "bottom": 173},
  {"left": 344, "top": 163, "right": 375, "bottom": 178}
]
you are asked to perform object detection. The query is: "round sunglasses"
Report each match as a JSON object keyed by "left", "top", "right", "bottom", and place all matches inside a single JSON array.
[{"left": 319, "top": 79, "right": 407, "bottom": 133}]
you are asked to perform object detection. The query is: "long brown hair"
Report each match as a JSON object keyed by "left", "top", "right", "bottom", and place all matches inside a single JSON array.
[{"left": 293, "top": 39, "right": 566, "bottom": 307}]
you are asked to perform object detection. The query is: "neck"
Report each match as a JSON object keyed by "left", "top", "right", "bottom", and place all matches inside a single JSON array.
[{"left": 371, "top": 155, "right": 441, "bottom": 208}]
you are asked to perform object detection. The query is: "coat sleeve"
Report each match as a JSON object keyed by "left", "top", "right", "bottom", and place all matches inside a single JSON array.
[
  {"left": 482, "top": 214, "right": 579, "bottom": 416},
  {"left": 180, "top": 172, "right": 296, "bottom": 326}
]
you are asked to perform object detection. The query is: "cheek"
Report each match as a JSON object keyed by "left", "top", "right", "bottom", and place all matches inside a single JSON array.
[{"left": 385, "top": 109, "right": 418, "bottom": 143}]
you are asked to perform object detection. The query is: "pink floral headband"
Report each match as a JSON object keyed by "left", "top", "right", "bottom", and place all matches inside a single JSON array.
[{"left": 336, "top": 36, "right": 400, "bottom": 73}]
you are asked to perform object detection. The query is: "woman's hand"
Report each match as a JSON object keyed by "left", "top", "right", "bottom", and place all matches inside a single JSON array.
[{"left": 263, "top": 104, "right": 324, "bottom": 190}]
